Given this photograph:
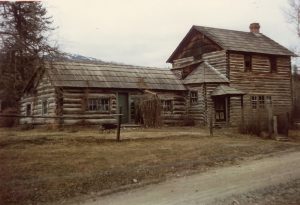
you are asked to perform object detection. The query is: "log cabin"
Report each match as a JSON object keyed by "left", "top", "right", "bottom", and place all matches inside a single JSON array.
[
  {"left": 20, "top": 23, "right": 295, "bottom": 127},
  {"left": 20, "top": 62, "right": 187, "bottom": 126},
  {"left": 167, "top": 23, "right": 295, "bottom": 126}
]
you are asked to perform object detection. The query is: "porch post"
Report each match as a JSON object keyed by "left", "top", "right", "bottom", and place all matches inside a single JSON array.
[
  {"left": 241, "top": 95, "right": 244, "bottom": 127},
  {"left": 225, "top": 96, "right": 229, "bottom": 126}
]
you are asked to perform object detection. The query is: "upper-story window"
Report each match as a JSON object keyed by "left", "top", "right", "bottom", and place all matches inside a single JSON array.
[
  {"left": 244, "top": 54, "right": 252, "bottom": 72},
  {"left": 269, "top": 56, "right": 277, "bottom": 73}
]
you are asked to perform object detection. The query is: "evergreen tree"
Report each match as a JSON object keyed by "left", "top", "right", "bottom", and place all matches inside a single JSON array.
[{"left": 0, "top": 1, "right": 59, "bottom": 108}]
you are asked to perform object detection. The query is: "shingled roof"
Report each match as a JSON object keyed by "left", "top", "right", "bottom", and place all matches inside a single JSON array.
[
  {"left": 46, "top": 62, "right": 186, "bottom": 91},
  {"left": 183, "top": 61, "right": 229, "bottom": 84},
  {"left": 194, "top": 26, "right": 295, "bottom": 56},
  {"left": 211, "top": 85, "right": 245, "bottom": 97},
  {"left": 167, "top": 25, "right": 295, "bottom": 63}
]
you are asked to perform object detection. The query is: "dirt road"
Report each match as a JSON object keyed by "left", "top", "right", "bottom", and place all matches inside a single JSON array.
[{"left": 77, "top": 151, "right": 300, "bottom": 205}]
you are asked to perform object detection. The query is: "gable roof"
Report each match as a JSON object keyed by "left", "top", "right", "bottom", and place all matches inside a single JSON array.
[
  {"left": 46, "top": 62, "right": 186, "bottom": 91},
  {"left": 183, "top": 61, "right": 229, "bottom": 84},
  {"left": 167, "top": 25, "right": 295, "bottom": 63}
]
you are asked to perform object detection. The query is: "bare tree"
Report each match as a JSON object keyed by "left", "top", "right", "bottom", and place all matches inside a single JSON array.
[
  {"left": 286, "top": 0, "right": 300, "bottom": 37},
  {"left": 0, "top": 2, "right": 60, "bottom": 108}
]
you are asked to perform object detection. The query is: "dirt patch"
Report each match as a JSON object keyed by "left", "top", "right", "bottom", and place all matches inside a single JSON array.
[
  {"left": 0, "top": 127, "right": 299, "bottom": 204},
  {"left": 217, "top": 179, "right": 300, "bottom": 205}
]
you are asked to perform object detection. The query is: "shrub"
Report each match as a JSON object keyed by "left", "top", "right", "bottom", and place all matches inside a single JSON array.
[
  {"left": 0, "top": 107, "right": 18, "bottom": 127},
  {"left": 238, "top": 112, "right": 269, "bottom": 136}
]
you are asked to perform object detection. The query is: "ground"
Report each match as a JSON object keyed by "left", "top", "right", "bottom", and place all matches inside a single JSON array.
[
  {"left": 0, "top": 127, "right": 299, "bottom": 204},
  {"left": 80, "top": 151, "right": 300, "bottom": 205}
]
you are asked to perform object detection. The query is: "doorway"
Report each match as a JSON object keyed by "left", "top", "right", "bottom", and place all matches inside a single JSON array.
[{"left": 214, "top": 97, "right": 226, "bottom": 122}]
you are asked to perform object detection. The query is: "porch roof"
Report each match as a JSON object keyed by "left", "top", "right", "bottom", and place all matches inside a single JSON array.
[{"left": 211, "top": 85, "right": 245, "bottom": 97}]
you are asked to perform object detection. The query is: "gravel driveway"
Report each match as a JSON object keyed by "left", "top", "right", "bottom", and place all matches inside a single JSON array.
[{"left": 77, "top": 151, "right": 300, "bottom": 205}]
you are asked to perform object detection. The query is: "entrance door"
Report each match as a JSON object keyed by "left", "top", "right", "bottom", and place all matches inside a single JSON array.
[
  {"left": 118, "top": 93, "right": 129, "bottom": 123},
  {"left": 215, "top": 97, "right": 226, "bottom": 122}
]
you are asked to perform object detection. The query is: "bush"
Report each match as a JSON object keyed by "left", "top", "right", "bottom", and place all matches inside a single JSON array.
[
  {"left": 0, "top": 107, "right": 18, "bottom": 127},
  {"left": 238, "top": 113, "right": 269, "bottom": 136}
]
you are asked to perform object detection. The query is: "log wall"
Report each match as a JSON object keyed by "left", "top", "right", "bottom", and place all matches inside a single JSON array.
[
  {"left": 229, "top": 52, "right": 292, "bottom": 126},
  {"left": 20, "top": 75, "right": 57, "bottom": 124},
  {"left": 203, "top": 50, "right": 227, "bottom": 76},
  {"left": 186, "top": 85, "right": 206, "bottom": 125}
]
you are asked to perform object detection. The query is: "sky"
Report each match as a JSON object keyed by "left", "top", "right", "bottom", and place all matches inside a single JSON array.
[{"left": 45, "top": 0, "right": 299, "bottom": 68}]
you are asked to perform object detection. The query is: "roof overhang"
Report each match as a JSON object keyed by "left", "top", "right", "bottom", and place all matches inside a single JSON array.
[{"left": 211, "top": 85, "right": 245, "bottom": 97}]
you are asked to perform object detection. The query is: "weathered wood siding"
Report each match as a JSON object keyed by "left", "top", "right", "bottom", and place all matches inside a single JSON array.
[
  {"left": 171, "top": 30, "right": 221, "bottom": 68},
  {"left": 158, "top": 92, "right": 187, "bottom": 125},
  {"left": 61, "top": 88, "right": 117, "bottom": 125},
  {"left": 203, "top": 50, "right": 227, "bottom": 76},
  {"left": 186, "top": 85, "right": 206, "bottom": 125},
  {"left": 229, "top": 53, "right": 292, "bottom": 126},
  {"left": 20, "top": 75, "right": 57, "bottom": 124}
]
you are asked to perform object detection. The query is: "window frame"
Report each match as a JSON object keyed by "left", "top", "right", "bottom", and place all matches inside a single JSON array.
[
  {"left": 26, "top": 103, "right": 32, "bottom": 116},
  {"left": 161, "top": 100, "right": 173, "bottom": 113},
  {"left": 87, "top": 98, "right": 110, "bottom": 112},
  {"left": 244, "top": 54, "right": 252, "bottom": 72},
  {"left": 251, "top": 95, "right": 272, "bottom": 110},
  {"left": 42, "top": 100, "right": 48, "bottom": 115},
  {"left": 190, "top": 91, "right": 198, "bottom": 105}
]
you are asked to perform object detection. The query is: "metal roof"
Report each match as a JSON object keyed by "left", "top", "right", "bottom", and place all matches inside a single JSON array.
[
  {"left": 46, "top": 62, "right": 186, "bottom": 91},
  {"left": 183, "top": 61, "right": 229, "bottom": 84},
  {"left": 194, "top": 26, "right": 295, "bottom": 56},
  {"left": 211, "top": 85, "right": 245, "bottom": 96}
]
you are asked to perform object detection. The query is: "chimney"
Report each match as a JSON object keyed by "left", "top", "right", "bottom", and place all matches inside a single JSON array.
[{"left": 249, "top": 23, "right": 260, "bottom": 33}]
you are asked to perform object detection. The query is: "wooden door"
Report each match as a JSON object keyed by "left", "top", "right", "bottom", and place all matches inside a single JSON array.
[{"left": 118, "top": 93, "right": 129, "bottom": 123}]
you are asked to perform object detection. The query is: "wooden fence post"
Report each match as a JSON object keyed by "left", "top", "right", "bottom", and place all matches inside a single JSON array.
[
  {"left": 116, "top": 107, "right": 122, "bottom": 142},
  {"left": 209, "top": 108, "right": 213, "bottom": 136}
]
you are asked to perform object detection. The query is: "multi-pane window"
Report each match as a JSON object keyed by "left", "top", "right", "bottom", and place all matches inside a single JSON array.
[
  {"left": 251, "top": 96, "right": 257, "bottom": 109},
  {"left": 87, "top": 98, "right": 110, "bottom": 112},
  {"left": 161, "top": 100, "right": 172, "bottom": 112},
  {"left": 42, "top": 100, "right": 48, "bottom": 115},
  {"left": 244, "top": 54, "right": 252, "bottom": 72},
  {"left": 251, "top": 95, "right": 272, "bottom": 109},
  {"left": 190, "top": 91, "right": 198, "bottom": 105},
  {"left": 258, "top": 96, "right": 265, "bottom": 108}
]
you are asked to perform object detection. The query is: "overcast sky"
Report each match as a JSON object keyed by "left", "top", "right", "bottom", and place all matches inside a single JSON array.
[{"left": 45, "top": 0, "right": 299, "bottom": 68}]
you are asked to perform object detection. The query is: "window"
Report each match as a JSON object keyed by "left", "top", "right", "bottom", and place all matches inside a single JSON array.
[
  {"left": 26, "top": 103, "right": 32, "bottom": 116},
  {"left": 87, "top": 98, "right": 110, "bottom": 112},
  {"left": 244, "top": 54, "right": 252, "bottom": 72},
  {"left": 42, "top": 100, "right": 48, "bottom": 115},
  {"left": 251, "top": 95, "right": 272, "bottom": 109},
  {"left": 190, "top": 91, "right": 198, "bottom": 105},
  {"left": 251, "top": 96, "right": 257, "bottom": 109},
  {"left": 269, "top": 56, "right": 277, "bottom": 73},
  {"left": 161, "top": 100, "right": 172, "bottom": 112},
  {"left": 258, "top": 96, "right": 265, "bottom": 108}
]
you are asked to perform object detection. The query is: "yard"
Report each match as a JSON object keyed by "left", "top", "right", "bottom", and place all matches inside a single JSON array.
[{"left": 0, "top": 127, "right": 299, "bottom": 204}]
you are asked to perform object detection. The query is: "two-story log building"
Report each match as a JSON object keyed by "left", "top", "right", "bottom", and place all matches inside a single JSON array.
[{"left": 20, "top": 23, "right": 295, "bottom": 127}]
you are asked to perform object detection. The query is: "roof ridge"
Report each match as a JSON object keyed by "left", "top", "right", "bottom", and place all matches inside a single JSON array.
[{"left": 193, "top": 25, "right": 252, "bottom": 34}]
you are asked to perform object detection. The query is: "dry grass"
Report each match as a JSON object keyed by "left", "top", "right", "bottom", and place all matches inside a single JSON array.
[{"left": 0, "top": 127, "right": 299, "bottom": 205}]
